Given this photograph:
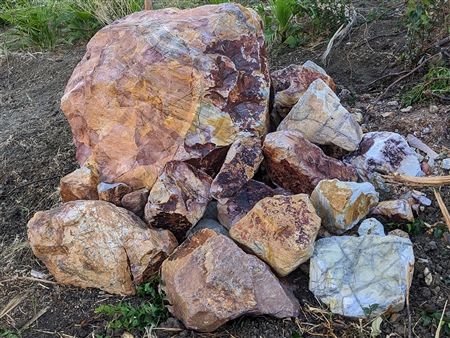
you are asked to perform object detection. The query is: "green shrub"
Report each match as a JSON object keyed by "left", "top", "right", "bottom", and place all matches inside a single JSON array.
[{"left": 95, "top": 278, "right": 170, "bottom": 331}]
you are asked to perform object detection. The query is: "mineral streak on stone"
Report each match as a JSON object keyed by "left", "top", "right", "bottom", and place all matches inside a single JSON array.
[
  {"left": 27, "top": 200, "right": 177, "bottom": 295},
  {"left": 60, "top": 166, "right": 100, "bottom": 202},
  {"left": 97, "top": 182, "right": 132, "bottom": 207},
  {"left": 310, "top": 179, "right": 379, "bottom": 234},
  {"left": 343, "top": 131, "right": 424, "bottom": 181},
  {"left": 263, "top": 131, "right": 358, "bottom": 195},
  {"left": 370, "top": 199, "right": 415, "bottom": 223},
  {"left": 161, "top": 229, "right": 300, "bottom": 332},
  {"left": 271, "top": 64, "right": 336, "bottom": 120},
  {"left": 144, "top": 161, "right": 212, "bottom": 242},
  {"left": 277, "top": 79, "right": 363, "bottom": 152},
  {"left": 121, "top": 189, "right": 150, "bottom": 218},
  {"left": 309, "top": 235, "right": 415, "bottom": 318},
  {"left": 60, "top": 4, "right": 270, "bottom": 190},
  {"left": 230, "top": 194, "right": 321, "bottom": 276},
  {"left": 210, "top": 136, "right": 263, "bottom": 203},
  {"left": 216, "top": 179, "right": 291, "bottom": 229}
]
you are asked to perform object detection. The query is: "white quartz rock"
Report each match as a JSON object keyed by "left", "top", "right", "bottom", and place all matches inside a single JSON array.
[
  {"left": 358, "top": 218, "right": 385, "bottom": 236},
  {"left": 309, "top": 235, "right": 414, "bottom": 318}
]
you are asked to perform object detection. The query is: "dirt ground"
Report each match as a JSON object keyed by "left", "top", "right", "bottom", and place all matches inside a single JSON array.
[{"left": 1, "top": 1, "right": 450, "bottom": 337}]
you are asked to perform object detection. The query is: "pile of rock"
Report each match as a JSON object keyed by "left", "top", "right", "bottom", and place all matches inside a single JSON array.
[{"left": 27, "top": 3, "right": 422, "bottom": 332}]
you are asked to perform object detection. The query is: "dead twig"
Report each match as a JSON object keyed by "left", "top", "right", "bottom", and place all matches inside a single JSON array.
[
  {"left": 382, "top": 173, "right": 450, "bottom": 187},
  {"left": 0, "top": 175, "right": 60, "bottom": 198},
  {"left": 20, "top": 306, "right": 49, "bottom": 331},
  {"left": 0, "top": 276, "right": 56, "bottom": 284},
  {"left": 433, "top": 190, "right": 450, "bottom": 231},
  {"left": 435, "top": 299, "right": 449, "bottom": 338},
  {"left": 371, "top": 52, "right": 442, "bottom": 107},
  {"left": 367, "top": 70, "right": 410, "bottom": 86},
  {"left": 0, "top": 292, "right": 28, "bottom": 320}
]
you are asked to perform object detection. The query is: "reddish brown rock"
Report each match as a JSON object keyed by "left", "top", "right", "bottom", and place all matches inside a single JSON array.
[
  {"left": 217, "top": 179, "right": 291, "bottom": 229},
  {"left": 229, "top": 194, "right": 321, "bottom": 276},
  {"left": 98, "top": 182, "right": 132, "bottom": 206},
  {"left": 263, "top": 131, "right": 358, "bottom": 194},
  {"left": 271, "top": 64, "right": 335, "bottom": 121},
  {"left": 161, "top": 229, "right": 300, "bottom": 332},
  {"left": 121, "top": 189, "right": 150, "bottom": 218},
  {"left": 27, "top": 200, "right": 177, "bottom": 295},
  {"left": 210, "top": 136, "right": 263, "bottom": 203},
  {"left": 60, "top": 4, "right": 270, "bottom": 190},
  {"left": 144, "top": 161, "right": 212, "bottom": 241},
  {"left": 60, "top": 166, "right": 100, "bottom": 202}
]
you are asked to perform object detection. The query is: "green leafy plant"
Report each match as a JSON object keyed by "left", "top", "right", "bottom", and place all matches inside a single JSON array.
[
  {"left": 0, "top": 326, "right": 21, "bottom": 338},
  {"left": 64, "top": 5, "right": 103, "bottom": 43},
  {"left": 421, "top": 309, "right": 450, "bottom": 334},
  {"left": 95, "top": 278, "right": 170, "bottom": 331},
  {"left": 291, "top": 330, "right": 303, "bottom": 338},
  {"left": 405, "top": 0, "right": 450, "bottom": 63},
  {"left": 362, "top": 303, "right": 379, "bottom": 318},
  {"left": 402, "top": 65, "right": 450, "bottom": 106},
  {"left": 386, "top": 219, "right": 426, "bottom": 235}
]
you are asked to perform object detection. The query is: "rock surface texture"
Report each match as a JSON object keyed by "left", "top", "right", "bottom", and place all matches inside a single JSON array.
[
  {"left": 263, "top": 130, "right": 358, "bottom": 194},
  {"left": 144, "top": 161, "right": 212, "bottom": 242},
  {"left": 27, "top": 200, "right": 177, "bottom": 295},
  {"left": 277, "top": 78, "right": 362, "bottom": 151},
  {"left": 216, "top": 179, "right": 291, "bottom": 229},
  {"left": 371, "top": 199, "right": 415, "bottom": 223},
  {"left": 61, "top": 4, "right": 270, "bottom": 190},
  {"left": 311, "top": 179, "right": 379, "bottom": 234},
  {"left": 210, "top": 136, "right": 263, "bottom": 203},
  {"left": 230, "top": 194, "right": 321, "bottom": 276},
  {"left": 309, "top": 235, "right": 415, "bottom": 318},
  {"left": 270, "top": 64, "right": 335, "bottom": 120},
  {"left": 161, "top": 229, "right": 300, "bottom": 332},
  {"left": 344, "top": 131, "right": 424, "bottom": 180}
]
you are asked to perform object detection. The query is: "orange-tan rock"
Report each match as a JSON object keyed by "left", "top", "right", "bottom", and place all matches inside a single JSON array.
[
  {"left": 161, "top": 229, "right": 300, "bottom": 332},
  {"left": 97, "top": 182, "right": 132, "bottom": 206},
  {"left": 263, "top": 130, "right": 358, "bottom": 194},
  {"left": 61, "top": 4, "right": 270, "bottom": 190},
  {"left": 121, "top": 189, "right": 149, "bottom": 218},
  {"left": 60, "top": 166, "right": 100, "bottom": 202},
  {"left": 144, "top": 161, "right": 212, "bottom": 241},
  {"left": 27, "top": 200, "right": 177, "bottom": 295},
  {"left": 210, "top": 136, "right": 263, "bottom": 203},
  {"left": 229, "top": 194, "right": 321, "bottom": 276}
]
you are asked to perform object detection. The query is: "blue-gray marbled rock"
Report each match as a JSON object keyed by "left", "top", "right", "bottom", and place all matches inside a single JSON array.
[
  {"left": 311, "top": 179, "right": 379, "bottom": 234},
  {"left": 309, "top": 235, "right": 414, "bottom": 318}
]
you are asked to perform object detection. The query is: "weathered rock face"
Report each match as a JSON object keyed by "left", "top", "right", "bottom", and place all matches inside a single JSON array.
[
  {"left": 270, "top": 64, "right": 336, "bottom": 120},
  {"left": 311, "top": 179, "right": 379, "bottom": 234},
  {"left": 210, "top": 136, "right": 263, "bottom": 203},
  {"left": 60, "top": 166, "right": 100, "bottom": 202},
  {"left": 61, "top": 4, "right": 270, "bottom": 190},
  {"left": 161, "top": 229, "right": 300, "bottom": 332},
  {"left": 97, "top": 182, "right": 132, "bottom": 206},
  {"left": 343, "top": 131, "right": 424, "bottom": 181},
  {"left": 144, "top": 161, "right": 212, "bottom": 242},
  {"left": 121, "top": 189, "right": 150, "bottom": 218},
  {"left": 309, "top": 235, "right": 414, "bottom": 318},
  {"left": 27, "top": 200, "right": 177, "bottom": 295},
  {"left": 216, "top": 179, "right": 291, "bottom": 229},
  {"left": 370, "top": 199, "right": 415, "bottom": 223},
  {"left": 230, "top": 194, "right": 321, "bottom": 276},
  {"left": 277, "top": 79, "right": 363, "bottom": 152},
  {"left": 263, "top": 131, "right": 358, "bottom": 194}
]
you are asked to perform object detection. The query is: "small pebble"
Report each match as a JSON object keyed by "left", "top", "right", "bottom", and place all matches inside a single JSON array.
[
  {"left": 429, "top": 241, "right": 438, "bottom": 251},
  {"left": 387, "top": 100, "right": 398, "bottom": 106},
  {"left": 401, "top": 106, "right": 413, "bottom": 113},
  {"left": 442, "top": 158, "right": 450, "bottom": 170},
  {"left": 429, "top": 105, "right": 439, "bottom": 113}
]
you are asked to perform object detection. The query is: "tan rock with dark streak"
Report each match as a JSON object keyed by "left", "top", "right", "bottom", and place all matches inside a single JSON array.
[
  {"left": 370, "top": 199, "right": 415, "bottom": 223},
  {"left": 271, "top": 64, "right": 335, "bottom": 120},
  {"left": 27, "top": 200, "right": 177, "bottom": 295},
  {"left": 61, "top": 4, "right": 270, "bottom": 190},
  {"left": 217, "top": 179, "right": 291, "bottom": 229},
  {"left": 210, "top": 136, "right": 263, "bottom": 203},
  {"left": 263, "top": 131, "right": 358, "bottom": 194},
  {"left": 98, "top": 182, "right": 132, "bottom": 206},
  {"left": 60, "top": 166, "right": 100, "bottom": 202},
  {"left": 144, "top": 161, "right": 212, "bottom": 241},
  {"left": 161, "top": 229, "right": 300, "bottom": 332},
  {"left": 229, "top": 194, "right": 321, "bottom": 276}
]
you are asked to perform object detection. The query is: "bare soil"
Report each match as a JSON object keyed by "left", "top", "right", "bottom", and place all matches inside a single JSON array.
[{"left": 1, "top": 1, "right": 450, "bottom": 337}]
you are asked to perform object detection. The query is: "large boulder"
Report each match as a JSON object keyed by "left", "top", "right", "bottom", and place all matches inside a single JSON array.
[
  {"left": 61, "top": 4, "right": 270, "bottom": 190},
  {"left": 161, "top": 229, "right": 300, "bottom": 332},
  {"left": 27, "top": 200, "right": 178, "bottom": 295}
]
